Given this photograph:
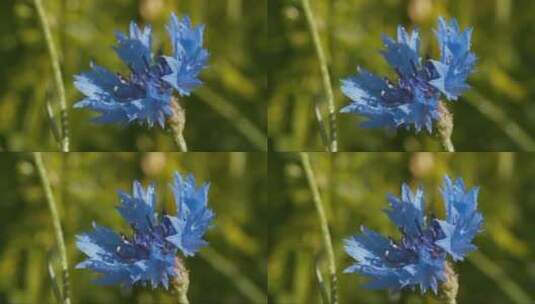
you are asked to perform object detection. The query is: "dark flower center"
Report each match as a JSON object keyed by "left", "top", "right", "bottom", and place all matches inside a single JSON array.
[
  {"left": 115, "top": 216, "right": 176, "bottom": 262},
  {"left": 114, "top": 56, "right": 173, "bottom": 102},
  {"left": 383, "top": 217, "right": 446, "bottom": 267},
  {"left": 381, "top": 60, "right": 440, "bottom": 107}
]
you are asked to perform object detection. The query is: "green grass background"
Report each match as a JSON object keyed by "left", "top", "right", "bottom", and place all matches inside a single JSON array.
[
  {"left": 269, "top": 152, "right": 535, "bottom": 303},
  {"left": 1, "top": 0, "right": 267, "bottom": 151},
  {"left": 268, "top": 0, "right": 535, "bottom": 151},
  {"left": 0, "top": 152, "right": 267, "bottom": 303}
]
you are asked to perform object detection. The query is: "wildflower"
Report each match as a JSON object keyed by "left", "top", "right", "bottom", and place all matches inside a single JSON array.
[
  {"left": 344, "top": 176, "right": 482, "bottom": 294},
  {"left": 340, "top": 17, "right": 475, "bottom": 133},
  {"left": 76, "top": 172, "right": 214, "bottom": 289},
  {"left": 74, "top": 13, "right": 208, "bottom": 128}
]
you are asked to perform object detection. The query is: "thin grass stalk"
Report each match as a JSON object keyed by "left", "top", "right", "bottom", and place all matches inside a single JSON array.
[
  {"left": 301, "top": 0, "right": 338, "bottom": 152},
  {"left": 33, "top": 152, "right": 71, "bottom": 304},
  {"left": 314, "top": 258, "right": 330, "bottom": 304},
  {"left": 47, "top": 254, "right": 63, "bottom": 303},
  {"left": 34, "top": 0, "right": 70, "bottom": 152},
  {"left": 45, "top": 100, "right": 62, "bottom": 146},
  {"left": 314, "top": 99, "right": 331, "bottom": 151},
  {"left": 300, "top": 153, "right": 337, "bottom": 304}
]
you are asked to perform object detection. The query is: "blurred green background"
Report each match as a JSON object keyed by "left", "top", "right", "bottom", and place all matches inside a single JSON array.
[
  {"left": 1, "top": 0, "right": 267, "bottom": 151},
  {"left": 0, "top": 152, "right": 267, "bottom": 303},
  {"left": 268, "top": 0, "right": 535, "bottom": 151},
  {"left": 268, "top": 152, "right": 535, "bottom": 303}
]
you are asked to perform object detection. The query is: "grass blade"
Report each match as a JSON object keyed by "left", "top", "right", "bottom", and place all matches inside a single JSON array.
[
  {"left": 33, "top": 153, "right": 71, "bottom": 304},
  {"left": 300, "top": 153, "right": 337, "bottom": 304},
  {"left": 301, "top": 0, "right": 338, "bottom": 152},
  {"left": 33, "top": 0, "right": 70, "bottom": 151}
]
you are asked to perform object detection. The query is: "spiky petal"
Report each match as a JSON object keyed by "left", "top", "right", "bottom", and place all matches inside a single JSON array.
[
  {"left": 434, "top": 176, "right": 483, "bottom": 261},
  {"left": 74, "top": 13, "right": 208, "bottom": 128},
  {"left": 341, "top": 26, "right": 441, "bottom": 133},
  {"left": 76, "top": 172, "right": 214, "bottom": 289},
  {"left": 429, "top": 17, "right": 476, "bottom": 100},
  {"left": 340, "top": 17, "right": 475, "bottom": 133},
  {"left": 162, "top": 14, "right": 209, "bottom": 96},
  {"left": 166, "top": 172, "right": 215, "bottom": 257},
  {"left": 385, "top": 184, "right": 425, "bottom": 238},
  {"left": 344, "top": 176, "right": 483, "bottom": 294}
]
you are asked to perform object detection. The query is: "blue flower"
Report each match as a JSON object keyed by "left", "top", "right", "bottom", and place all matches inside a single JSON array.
[
  {"left": 74, "top": 13, "right": 208, "bottom": 128},
  {"left": 76, "top": 172, "right": 214, "bottom": 289},
  {"left": 341, "top": 17, "right": 475, "bottom": 133},
  {"left": 344, "top": 176, "right": 483, "bottom": 294}
]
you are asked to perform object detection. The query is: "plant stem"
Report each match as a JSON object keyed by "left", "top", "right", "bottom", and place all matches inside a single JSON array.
[
  {"left": 169, "top": 97, "right": 188, "bottom": 152},
  {"left": 301, "top": 0, "right": 338, "bottom": 152},
  {"left": 440, "top": 262, "right": 458, "bottom": 304},
  {"left": 437, "top": 102, "right": 455, "bottom": 152},
  {"left": 300, "top": 153, "right": 337, "bottom": 304},
  {"left": 177, "top": 285, "right": 189, "bottom": 304},
  {"left": 314, "top": 257, "right": 330, "bottom": 304},
  {"left": 34, "top": 0, "right": 70, "bottom": 152},
  {"left": 314, "top": 99, "right": 331, "bottom": 152},
  {"left": 172, "top": 257, "right": 190, "bottom": 304},
  {"left": 33, "top": 153, "right": 71, "bottom": 304}
]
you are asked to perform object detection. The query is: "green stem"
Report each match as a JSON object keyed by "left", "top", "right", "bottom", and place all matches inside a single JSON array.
[
  {"left": 300, "top": 153, "right": 337, "bottom": 304},
  {"left": 176, "top": 285, "right": 189, "bottom": 304},
  {"left": 314, "top": 99, "right": 331, "bottom": 152},
  {"left": 33, "top": 153, "right": 71, "bottom": 304},
  {"left": 34, "top": 0, "right": 70, "bottom": 152},
  {"left": 174, "top": 132, "right": 188, "bottom": 152},
  {"left": 440, "top": 262, "right": 458, "bottom": 304},
  {"left": 314, "top": 257, "right": 330, "bottom": 304},
  {"left": 169, "top": 97, "right": 188, "bottom": 152},
  {"left": 301, "top": 0, "right": 338, "bottom": 152},
  {"left": 437, "top": 102, "right": 455, "bottom": 152},
  {"left": 172, "top": 257, "right": 190, "bottom": 304}
]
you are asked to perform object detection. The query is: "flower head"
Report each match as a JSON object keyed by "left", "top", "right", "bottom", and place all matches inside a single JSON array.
[
  {"left": 76, "top": 172, "right": 214, "bottom": 289},
  {"left": 341, "top": 17, "right": 476, "bottom": 133},
  {"left": 344, "top": 176, "right": 482, "bottom": 294},
  {"left": 74, "top": 13, "right": 208, "bottom": 128}
]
